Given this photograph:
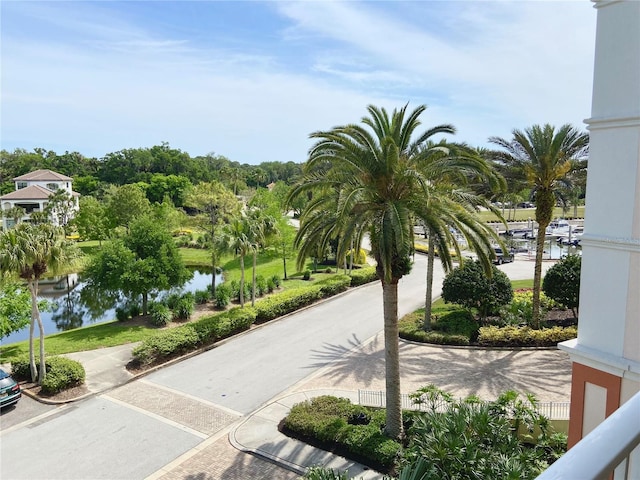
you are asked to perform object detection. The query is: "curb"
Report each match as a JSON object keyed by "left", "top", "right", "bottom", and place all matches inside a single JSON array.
[{"left": 21, "top": 279, "right": 382, "bottom": 405}]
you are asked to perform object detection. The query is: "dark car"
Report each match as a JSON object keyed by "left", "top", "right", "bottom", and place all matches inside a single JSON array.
[
  {"left": 0, "top": 368, "right": 21, "bottom": 409},
  {"left": 493, "top": 247, "right": 514, "bottom": 265}
]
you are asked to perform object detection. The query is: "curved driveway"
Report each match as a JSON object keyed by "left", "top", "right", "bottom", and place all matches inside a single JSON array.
[{"left": 0, "top": 255, "right": 569, "bottom": 480}]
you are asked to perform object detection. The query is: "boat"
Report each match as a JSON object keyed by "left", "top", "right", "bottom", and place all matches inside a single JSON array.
[
  {"left": 556, "top": 226, "right": 584, "bottom": 246},
  {"left": 545, "top": 219, "right": 572, "bottom": 237}
]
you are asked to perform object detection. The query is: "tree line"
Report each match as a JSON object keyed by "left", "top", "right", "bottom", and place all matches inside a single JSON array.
[{"left": 0, "top": 142, "right": 303, "bottom": 200}]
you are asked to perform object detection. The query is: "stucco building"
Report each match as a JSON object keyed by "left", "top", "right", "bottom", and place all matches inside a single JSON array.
[{"left": 0, "top": 169, "right": 79, "bottom": 230}]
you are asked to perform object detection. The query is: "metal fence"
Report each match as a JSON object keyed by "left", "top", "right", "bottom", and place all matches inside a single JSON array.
[{"left": 357, "top": 390, "right": 570, "bottom": 420}]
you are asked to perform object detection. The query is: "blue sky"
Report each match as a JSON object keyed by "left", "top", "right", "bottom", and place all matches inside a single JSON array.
[{"left": 1, "top": 1, "right": 596, "bottom": 165}]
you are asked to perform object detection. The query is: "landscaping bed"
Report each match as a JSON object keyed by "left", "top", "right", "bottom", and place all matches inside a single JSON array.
[{"left": 284, "top": 388, "right": 567, "bottom": 479}]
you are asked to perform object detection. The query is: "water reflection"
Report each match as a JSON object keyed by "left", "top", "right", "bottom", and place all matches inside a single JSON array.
[{"left": 2, "top": 268, "right": 222, "bottom": 344}]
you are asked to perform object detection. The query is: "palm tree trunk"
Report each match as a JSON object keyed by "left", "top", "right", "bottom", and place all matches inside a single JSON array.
[
  {"left": 251, "top": 251, "right": 257, "bottom": 307},
  {"left": 424, "top": 234, "right": 435, "bottom": 331},
  {"left": 211, "top": 256, "right": 217, "bottom": 297},
  {"left": 382, "top": 280, "right": 403, "bottom": 440},
  {"left": 239, "top": 254, "right": 245, "bottom": 307},
  {"left": 282, "top": 241, "right": 288, "bottom": 280},
  {"left": 28, "top": 281, "right": 38, "bottom": 382},
  {"left": 532, "top": 227, "right": 547, "bottom": 329},
  {"left": 35, "top": 283, "right": 46, "bottom": 384}
]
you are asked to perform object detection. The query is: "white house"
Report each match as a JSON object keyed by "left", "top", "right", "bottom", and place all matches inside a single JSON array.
[{"left": 0, "top": 169, "right": 80, "bottom": 230}]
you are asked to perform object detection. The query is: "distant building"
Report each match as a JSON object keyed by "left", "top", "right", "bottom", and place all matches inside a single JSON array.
[{"left": 0, "top": 169, "right": 80, "bottom": 230}]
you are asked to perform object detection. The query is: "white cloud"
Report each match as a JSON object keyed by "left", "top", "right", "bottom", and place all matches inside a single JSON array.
[{"left": 1, "top": 1, "right": 596, "bottom": 163}]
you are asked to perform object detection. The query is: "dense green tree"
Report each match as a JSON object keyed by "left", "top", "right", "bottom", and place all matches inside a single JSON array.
[
  {"left": 184, "top": 181, "right": 240, "bottom": 295},
  {"left": 86, "top": 215, "right": 189, "bottom": 315},
  {"left": 290, "top": 104, "right": 467, "bottom": 439},
  {"left": 72, "top": 196, "right": 110, "bottom": 245},
  {"left": 0, "top": 224, "right": 78, "bottom": 382},
  {"left": 145, "top": 174, "right": 192, "bottom": 206},
  {"left": 543, "top": 254, "right": 581, "bottom": 316},
  {"left": 103, "top": 184, "right": 151, "bottom": 230},
  {"left": 0, "top": 282, "right": 33, "bottom": 339},
  {"left": 72, "top": 175, "right": 102, "bottom": 196},
  {"left": 490, "top": 124, "right": 588, "bottom": 327}
]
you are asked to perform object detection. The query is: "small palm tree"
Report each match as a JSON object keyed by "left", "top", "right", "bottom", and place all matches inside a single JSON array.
[
  {"left": 415, "top": 142, "right": 505, "bottom": 330},
  {"left": 490, "top": 124, "right": 588, "bottom": 327},
  {"left": 223, "top": 217, "right": 254, "bottom": 307},
  {"left": 2, "top": 206, "right": 26, "bottom": 227},
  {"left": 0, "top": 223, "right": 78, "bottom": 382}
]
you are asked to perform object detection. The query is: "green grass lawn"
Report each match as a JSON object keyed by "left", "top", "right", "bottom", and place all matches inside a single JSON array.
[
  {"left": 477, "top": 206, "right": 585, "bottom": 223},
  {"left": 0, "top": 321, "right": 162, "bottom": 362}
]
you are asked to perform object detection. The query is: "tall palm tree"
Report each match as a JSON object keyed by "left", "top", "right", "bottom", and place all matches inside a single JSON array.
[
  {"left": 416, "top": 144, "right": 506, "bottom": 330},
  {"left": 0, "top": 223, "right": 78, "bottom": 382},
  {"left": 490, "top": 124, "right": 588, "bottom": 327},
  {"left": 290, "top": 104, "right": 470, "bottom": 439}
]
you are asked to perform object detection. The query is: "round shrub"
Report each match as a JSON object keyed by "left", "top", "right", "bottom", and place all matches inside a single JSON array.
[
  {"left": 149, "top": 303, "right": 172, "bottom": 327},
  {"left": 11, "top": 356, "right": 85, "bottom": 394},
  {"left": 165, "top": 293, "right": 182, "bottom": 310},
  {"left": 128, "top": 303, "right": 141, "bottom": 317},
  {"left": 271, "top": 274, "right": 281, "bottom": 288},
  {"left": 543, "top": 254, "right": 581, "bottom": 315},
  {"left": 442, "top": 260, "right": 513, "bottom": 319},
  {"left": 40, "top": 357, "right": 86, "bottom": 395},
  {"left": 173, "top": 295, "right": 194, "bottom": 321},
  {"left": 215, "top": 283, "right": 231, "bottom": 308},
  {"left": 266, "top": 278, "right": 275, "bottom": 293},
  {"left": 303, "top": 270, "right": 311, "bottom": 280},
  {"left": 255, "top": 275, "right": 267, "bottom": 297},
  {"left": 115, "top": 307, "right": 129, "bottom": 322},
  {"left": 194, "top": 289, "right": 210, "bottom": 305}
]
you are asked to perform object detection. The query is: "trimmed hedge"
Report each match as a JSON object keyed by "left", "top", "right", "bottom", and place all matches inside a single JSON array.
[
  {"left": 132, "top": 326, "right": 200, "bottom": 365},
  {"left": 283, "top": 396, "right": 402, "bottom": 471},
  {"left": 478, "top": 325, "right": 578, "bottom": 347},
  {"left": 254, "top": 275, "right": 351, "bottom": 323},
  {"left": 348, "top": 266, "right": 377, "bottom": 287},
  {"left": 12, "top": 356, "right": 86, "bottom": 394},
  {"left": 133, "top": 306, "right": 257, "bottom": 365}
]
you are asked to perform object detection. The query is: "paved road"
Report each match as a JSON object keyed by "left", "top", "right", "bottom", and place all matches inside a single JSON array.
[
  {"left": 0, "top": 395, "right": 58, "bottom": 431},
  {"left": 0, "top": 255, "right": 556, "bottom": 479}
]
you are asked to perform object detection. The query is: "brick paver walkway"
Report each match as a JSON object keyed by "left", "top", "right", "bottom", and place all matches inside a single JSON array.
[
  {"left": 107, "top": 380, "right": 240, "bottom": 436},
  {"left": 156, "top": 437, "right": 300, "bottom": 480},
  {"left": 301, "top": 332, "right": 573, "bottom": 402}
]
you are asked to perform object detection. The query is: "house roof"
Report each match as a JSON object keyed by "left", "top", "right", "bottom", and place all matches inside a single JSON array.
[
  {"left": 13, "top": 169, "right": 73, "bottom": 182},
  {"left": 1, "top": 185, "right": 57, "bottom": 201}
]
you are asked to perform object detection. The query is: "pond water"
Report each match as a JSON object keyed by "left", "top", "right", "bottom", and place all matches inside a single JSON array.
[{"left": 1, "top": 269, "right": 223, "bottom": 345}]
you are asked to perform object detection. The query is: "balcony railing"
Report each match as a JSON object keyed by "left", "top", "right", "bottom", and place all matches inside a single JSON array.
[{"left": 536, "top": 391, "right": 640, "bottom": 480}]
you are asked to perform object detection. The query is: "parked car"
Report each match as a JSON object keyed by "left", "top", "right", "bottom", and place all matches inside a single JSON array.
[
  {"left": 493, "top": 247, "right": 514, "bottom": 265},
  {"left": 0, "top": 368, "right": 21, "bottom": 409},
  {"left": 517, "top": 202, "right": 535, "bottom": 208}
]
